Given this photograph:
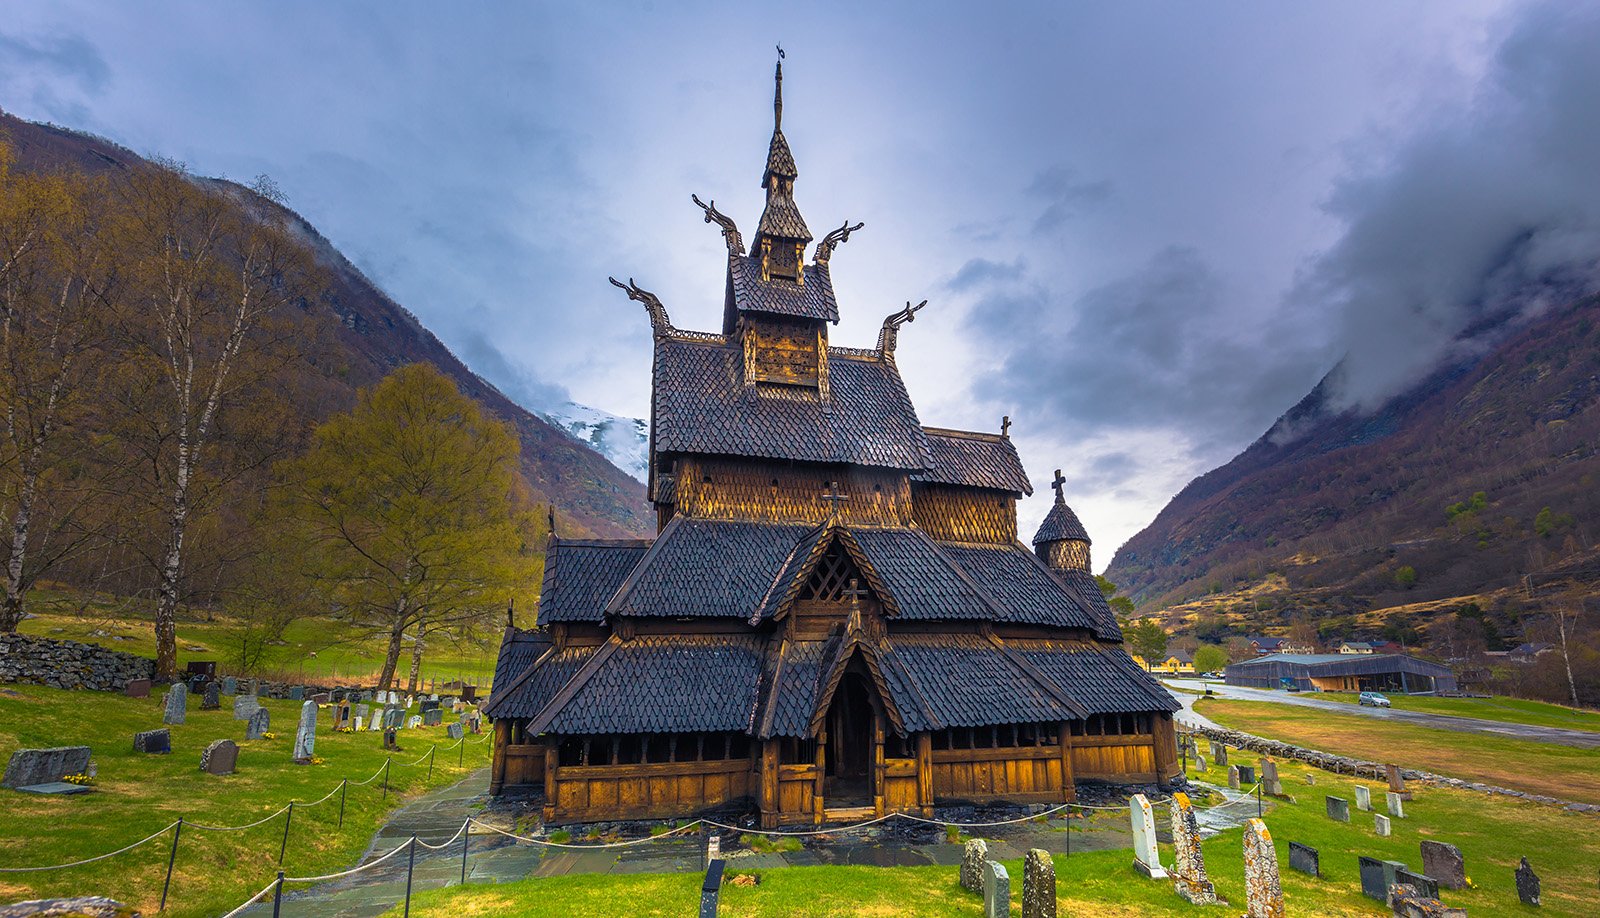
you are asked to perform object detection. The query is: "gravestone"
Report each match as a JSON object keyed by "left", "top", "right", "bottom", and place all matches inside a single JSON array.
[
  {"left": 1514, "top": 856, "right": 1540, "bottom": 906},
  {"left": 447, "top": 722, "right": 464, "bottom": 740},
  {"left": 1355, "top": 785, "right": 1372, "bottom": 811},
  {"left": 384, "top": 707, "right": 404, "bottom": 729},
  {"left": 1395, "top": 867, "right": 1438, "bottom": 901},
  {"left": 353, "top": 716, "right": 365, "bottom": 732},
  {"left": 232, "top": 695, "right": 260, "bottom": 720},
  {"left": 960, "top": 838, "right": 989, "bottom": 892},
  {"left": 369, "top": 711, "right": 384, "bottom": 732},
  {"left": 1390, "top": 884, "right": 1468, "bottom": 918},
  {"left": 461, "top": 685, "right": 477, "bottom": 702},
  {"left": 421, "top": 699, "right": 440, "bottom": 713},
  {"left": 201, "top": 682, "right": 221, "bottom": 710},
  {"left": 333, "top": 701, "right": 351, "bottom": 727},
  {"left": 310, "top": 692, "right": 331, "bottom": 705},
  {"left": 200, "top": 739, "right": 238, "bottom": 775},
  {"left": 1359, "top": 857, "right": 1407, "bottom": 902},
  {"left": 125, "top": 678, "right": 152, "bottom": 698},
  {"left": 982, "top": 861, "right": 1010, "bottom": 918},
  {"left": 1287, "top": 842, "right": 1319, "bottom": 877},
  {"left": 163, "top": 683, "right": 187, "bottom": 725},
  {"left": 1237, "top": 764, "right": 1255, "bottom": 787},
  {"left": 1387, "top": 791, "right": 1406, "bottom": 818},
  {"left": 470, "top": 713, "right": 483, "bottom": 734},
  {"left": 383, "top": 728, "right": 399, "bottom": 751},
  {"left": 1169, "top": 793, "right": 1218, "bottom": 904},
  {"left": 1303, "top": 773, "right": 1316, "bottom": 786},
  {"left": 222, "top": 676, "right": 237, "bottom": 695},
  {"left": 1325, "top": 796, "right": 1350, "bottom": 822},
  {"left": 1021, "top": 848, "right": 1055, "bottom": 918},
  {"left": 1195, "top": 755, "right": 1207, "bottom": 772},
  {"left": 1228, "top": 765, "right": 1240, "bottom": 790},
  {"left": 423, "top": 708, "right": 443, "bottom": 727},
  {"left": 406, "top": 715, "right": 423, "bottom": 729},
  {"left": 1386, "top": 763, "right": 1411, "bottom": 800},
  {"left": 1129, "top": 793, "right": 1167, "bottom": 878},
  {"left": 2, "top": 746, "right": 92, "bottom": 789},
  {"left": 246, "top": 707, "right": 270, "bottom": 740},
  {"left": 1242, "top": 818, "right": 1283, "bottom": 918},
  {"left": 293, "top": 700, "right": 317, "bottom": 763},
  {"left": 1260, "top": 758, "right": 1282, "bottom": 795},
  {"left": 289, "top": 686, "right": 304, "bottom": 701},
  {"left": 699, "top": 858, "right": 724, "bottom": 918},
  {"left": 355, "top": 704, "right": 369, "bottom": 720},
  {"left": 1375, "top": 814, "right": 1391, "bottom": 837},
  {"left": 133, "top": 729, "right": 171, "bottom": 754},
  {"left": 1213, "top": 742, "right": 1228, "bottom": 767},
  {"left": 1420, "top": 841, "right": 1465, "bottom": 890}
]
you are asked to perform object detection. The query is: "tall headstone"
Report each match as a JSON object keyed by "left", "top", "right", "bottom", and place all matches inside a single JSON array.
[
  {"left": 222, "top": 676, "right": 237, "bottom": 695},
  {"left": 163, "top": 683, "right": 187, "bottom": 725},
  {"left": 353, "top": 716, "right": 365, "bottom": 732},
  {"left": 1287, "top": 842, "right": 1319, "bottom": 877},
  {"left": 1169, "top": 793, "right": 1218, "bottom": 904},
  {"left": 1195, "top": 755, "right": 1207, "bottom": 772},
  {"left": 355, "top": 703, "right": 369, "bottom": 720},
  {"left": 1374, "top": 814, "right": 1391, "bottom": 837},
  {"left": 292, "top": 700, "right": 317, "bottom": 763},
  {"left": 1354, "top": 785, "right": 1372, "bottom": 811},
  {"left": 1514, "top": 857, "right": 1540, "bottom": 906},
  {"left": 233, "top": 695, "right": 259, "bottom": 720},
  {"left": 289, "top": 685, "right": 304, "bottom": 701},
  {"left": 1386, "top": 791, "right": 1406, "bottom": 819},
  {"left": 333, "top": 700, "right": 351, "bottom": 729},
  {"left": 1237, "top": 764, "right": 1256, "bottom": 786},
  {"left": 1228, "top": 765, "right": 1241, "bottom": 790},
  {"left": 960, "top": 838, "right": 989, "bottom": 893},
  {"left": 1359, "top": 857, "right": 1408, "bottom": 902},
  {"left": 1241, "top": 818, "right": 1283, "bottom": 918},
  {"left": 246, "top": 707, "right": 270, "bottom": 740},
  {"left": 200, "top": 739, "right": 239, "bottom": 775},
  {"left": 1419, "top": 841, "right": 1465, "bottom": 890},
  {"left": 1021, "top": 848, "right": 1055, "bottom": 918},
  {"left": 982, "top": 861, "right": 1011, "bottom": 918},
  {"left": 447, "top": 722, "right": 464, "bottom": 740},
  {"left": 2, "top": 747, "right": 92, "bottom": 789},
  {"left": 1213, "top": 742, "right": 1228, "bottom": 767},
  {"left": 1260, "top": 758, "right": 1282, "bottom": 796},
  {"left": 1386, "top": 764, "right": 1411, "bottom": 800},
  {"left": 423, "top": 708, "right": 443, "bottom": 727},
  {"left": 133, "top": 729, "right": 171, "bottom": 754},
  {"left": 1129, "top": 793, "right": 1167, "bottom": 878},
  {"left": 369, "top": 711, "right": 384, "bottom": 732},
  {"left": 1325, "top": 796, "right": 1350, "bottom": 822},
  {"left": 201, "top": 682, "right": 221, "bottom": 710}
]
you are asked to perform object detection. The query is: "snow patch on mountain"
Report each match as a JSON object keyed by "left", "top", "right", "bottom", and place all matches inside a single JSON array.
[{"left": 540, "top": 402, "right": 649, "bottom": 481}]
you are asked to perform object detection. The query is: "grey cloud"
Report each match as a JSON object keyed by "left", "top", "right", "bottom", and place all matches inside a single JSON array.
[
  {"left": 1028, "top": 165, "right": 1112, "bottom": 234},
  {"left": 0, "top": 31, "right": 110, "bottom": 124},
  {"left": 455, "top": 330, "right": 570, "bottom": 414},
  {"left": 947, "top": 257, "right": 1025, "bottom": 292},
  {"left": 1300, "top": 2, "right": 1600, "bottom": 409}
]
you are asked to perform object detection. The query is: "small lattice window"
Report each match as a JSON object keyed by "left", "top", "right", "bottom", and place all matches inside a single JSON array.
[{"left": 801, "top": 542, "right": 865, "bottom": 603}]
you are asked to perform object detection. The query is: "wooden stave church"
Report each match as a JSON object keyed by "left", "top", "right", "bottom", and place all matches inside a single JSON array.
[{"left": 485, "top": 63, "right": 1179, "bottom": 827}]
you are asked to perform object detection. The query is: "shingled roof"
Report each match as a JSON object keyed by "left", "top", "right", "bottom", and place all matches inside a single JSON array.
[
  {"left": 1012, "top": 641, "right": 1180, "bottom": 714},
  {"left": 482, "top": 643, "right": 596, "bottom": 720},
  {"left": 913, "top": 429, "right": 1033, "bottom": 495},
  {"left": 727, "top": 255, "right": 836, "bottom": 322},
  {"left": 607, "top": 518, "right": 813, "bottom": 619},
  {"left": 847, "top": 527, "right": 995, "bottom": 621},
  {"left": 882, "top": 634, "right": 1074, "bottom": 730},
  {"left": 934, "top": 541, "right": 1118, "bottom": 637},
  {"left": 757, "top": 639, "right": 831, "bottom": 737},
  {"left": 531, "top": 634, "right": 765, "bottom": 735},
  {"left": 536, "top": 538, "right": 653, "bottom": 625},
  {"left": 652, "top": 337, "right": 932, "bottom": 470},
  {"left": 1033, "top": 495, "right": 1090, "bottom": 544}
]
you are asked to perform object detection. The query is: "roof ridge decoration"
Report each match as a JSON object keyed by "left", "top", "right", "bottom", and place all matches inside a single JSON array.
[
  {"left": 813, "top": 219, "right": 864, "bottom": 266},
  {"left": 692, "top": 194, "right": 745, "bottom": 257},
  {"left": 608, "top": 276, "right": 674, "bottom": 339},
  {"left": 877, "top": 300, "right": 926, "bottom": 355}
]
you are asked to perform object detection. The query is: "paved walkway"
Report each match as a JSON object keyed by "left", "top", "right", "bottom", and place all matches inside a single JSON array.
[
  {"left": 1165, "top": 679, "right": 1600, "bottom": 748},
  {"left": 242, "top": 768, "right": 1266, "bottom": 917}
]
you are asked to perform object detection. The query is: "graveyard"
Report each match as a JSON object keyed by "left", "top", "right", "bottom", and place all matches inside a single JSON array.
[
  {"left": 1196, "top": 696, "right": 1600, "bottom": 805},
  {"left": 0, "top": 683, "right": 489, "bottom": 918},
  {"left": 357, "top": 735, "right": 1594, "bottom": 916}
]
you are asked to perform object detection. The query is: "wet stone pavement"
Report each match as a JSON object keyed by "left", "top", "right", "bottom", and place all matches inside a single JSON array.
[{"left": 241, "top": 770, "right": 1266, "bottom": 918}]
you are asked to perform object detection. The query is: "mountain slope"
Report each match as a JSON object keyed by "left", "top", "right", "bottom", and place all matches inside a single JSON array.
[
  {"left": 1106, "top": 290, "right": 1600, "bottom": 614},
  {"left": 0, "top": 111, "right": 652, "bottom": 538}
]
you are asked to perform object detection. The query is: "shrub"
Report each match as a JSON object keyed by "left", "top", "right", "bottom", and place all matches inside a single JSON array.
[{"left": 1395, "top": 566, "right": 1418, "bottom": 588}]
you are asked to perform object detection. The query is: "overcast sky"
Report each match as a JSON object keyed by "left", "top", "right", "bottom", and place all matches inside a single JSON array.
[{"left": 7, "top": 1, "right": 1598, "bottom": 566}]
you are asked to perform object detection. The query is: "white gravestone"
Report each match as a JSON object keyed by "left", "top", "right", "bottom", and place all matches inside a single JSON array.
[
  {"left": 1354, "top": 785, "right": 1372, "bottom": 811},
  {"left": 1130, "top": 793, "right": 1167, "bottom": 878},
  {"left": 293, "top": 700, "right": 317, "bottom": 763}
]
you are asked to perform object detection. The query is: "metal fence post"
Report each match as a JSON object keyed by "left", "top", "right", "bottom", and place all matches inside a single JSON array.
[
  {"left": 159, "top": 817, "right": 183, "bottom": 912},
  {"left": 383, "top": 757, "right": 391, "bottom": 801},
  {"left": 459, "top": 818, "right": 471, "bottom": 886},
  {"left": 278, "top": 802, "right": 294, "bottom": 866},
  {"left": 428, "top": 745, "right": 435, "bottom": 781},
  {"left": 338, "top": 778, "right": 348, "bottom": 829},
  {"left": 272, "top": 871, "right": 285, "bottom": 918},
  {"left": 404, "top": 835, "right": 418, "bottom": 918}
]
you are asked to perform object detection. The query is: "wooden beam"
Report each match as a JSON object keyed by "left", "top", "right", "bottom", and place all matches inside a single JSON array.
[
  {"left": 916, "top": 732, "right": 934, "bottom": 815},
  {"left": 1059, "top": 721, "right": 1077, "bottom": 802}
]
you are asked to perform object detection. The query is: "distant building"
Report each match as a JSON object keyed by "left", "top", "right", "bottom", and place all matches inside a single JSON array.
[
  {"left": 1507, "top": 642, "right": 1556, "bottom": 664},
  {"left": 1338, "top": 641, "right": 1377, "bottom": 655},
  {"left": 1131, "top": 649, "right": 1195, "bottom": 675},
  {"left": 1225, "top": 653, "right": 1457, "bottom": 694},
  {"left": 1248, "top": 635, "right": 1316, "bottom": 656}
]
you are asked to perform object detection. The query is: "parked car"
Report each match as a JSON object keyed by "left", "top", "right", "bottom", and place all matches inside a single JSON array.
[{"left": 1359, "top": 691, "right": 1391, "bottom": 708}]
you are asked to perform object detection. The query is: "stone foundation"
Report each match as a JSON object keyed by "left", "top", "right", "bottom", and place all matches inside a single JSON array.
[{"left": 0, "top": 634, "right": 153, "bottom": 692}]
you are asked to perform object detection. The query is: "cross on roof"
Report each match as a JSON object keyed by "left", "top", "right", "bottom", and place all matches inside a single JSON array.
[
  {"left": 842, "top": 578, "right": 869, "bottom": 606},
  {"left": 1052, "top": 469, "right": 1066, "bottom": 502},
  {"left": 843, "top": 578, "right": 867, "bottom": 635},
  {"left": 1001, "top": 415, "right": 1011, "bottom": 437},
  {"left": 822, "top": 481, "right": 849, "bottom": 519}
]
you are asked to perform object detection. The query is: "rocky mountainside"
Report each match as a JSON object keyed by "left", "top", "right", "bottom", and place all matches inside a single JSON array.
[
  {"left": 1106, "top": 289, "right": 1600, "bottom": 617},
  {"left": 1, "top": 111, "right": 652, "bottom": 539}
]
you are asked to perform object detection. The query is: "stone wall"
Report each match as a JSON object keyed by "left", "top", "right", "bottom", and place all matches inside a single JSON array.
[{"left": 0, "top": 633, "right": 154, "bottom": 691}]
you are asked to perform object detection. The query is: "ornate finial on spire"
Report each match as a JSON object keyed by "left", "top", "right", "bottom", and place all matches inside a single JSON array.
[
  {"left": 775, "top": 45, "right": 785, "bottom": 130},
  {"left": 814, "top": 219, "right": 864, "bottom": 266},
  {"left": 1001, "top": 416, "right": 1012, "bottom": 438},
  {"left": 507, "top": 597, "right": 516, "bottom": 629},
  {"left": 1052, "top": 469, "right": 1066, "bottom": 502},
  {"left": 877, "top": 300, "right": 927, "bottom": 354},
  {"left": 692, "top": 194, "right": 745, "bottom": 257},
  {"left": 609, "top": 276, "right": 673, "bottom": 338}
]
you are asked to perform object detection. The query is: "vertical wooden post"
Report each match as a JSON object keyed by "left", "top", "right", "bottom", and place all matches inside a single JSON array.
[
  {"left": 872, "top": 710, "right": 886, "bottom": 817},
  {"left": 760, "top": 739, "right": 780, "bottom": 828},
  {"left": 1152, "top": 713, "right": 1179, "bottom": 787},
  {"left": 1058, "top": 722, "right": 1077, "bottom": 802},
  {"left": 915, "top": 732, "right": 934, "bottom": 816},
  {"left": 542, "top": 743, "right": 559, "bottom": 824},
  {"left": 489, "top": 720, "right": 509, "bottom": 794}
]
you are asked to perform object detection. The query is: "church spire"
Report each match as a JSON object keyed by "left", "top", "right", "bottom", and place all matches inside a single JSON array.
[
  {"left": 755, "top": 50, "right": 811, "bottom": 282},
  {"left": 1033, "top": 469, "right": 1092, "bottom": 573}
]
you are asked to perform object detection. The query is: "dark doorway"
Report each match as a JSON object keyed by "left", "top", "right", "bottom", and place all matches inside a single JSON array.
[{"left": 825, "top": 671, "right": 875, "bottom": 804}]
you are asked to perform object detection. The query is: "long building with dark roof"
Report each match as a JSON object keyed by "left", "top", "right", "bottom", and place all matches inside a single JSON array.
[{"left": 485, "top": 62, "right": 1179, "bottom": 826}]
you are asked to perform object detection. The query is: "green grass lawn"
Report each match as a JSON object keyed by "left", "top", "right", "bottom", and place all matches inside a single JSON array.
[
  {"left": 1305, "top": 690, "right": 1600, "bottom": 732},
  {"left": 17, "top": 597, "right": 500, "bottom": 687},
  {"left": 1197, "top": 697, "right": 1600, "bottom": 805},
  {"left": 385, "top": 745, "right": 1596, "bottom": 916},
  {"left": 0, "top": 683, "right": 491, "bottom": 918}
]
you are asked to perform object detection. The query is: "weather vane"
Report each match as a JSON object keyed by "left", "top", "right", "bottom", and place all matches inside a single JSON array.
[{"left": 777, "top": 44, "right": 785, "bottom": 60}]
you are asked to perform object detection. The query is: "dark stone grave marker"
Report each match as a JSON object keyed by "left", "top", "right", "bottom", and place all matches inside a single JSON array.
[
  {"left": 1395, "top": 867, "right": 1438, "bottom": 901},
  {"left": 201, "top": 682, "right": 221, "bottom": 710},
  {"left": 133, "top": 729, "right": 171, "bottom": 754},
  {"left": 200, "top": 739, "right": 239, "bottom": 775},
  {"left": 3, "top": 746, "right": 93, "bottom": 789},
  {"left": 1420, "top": 840, "right": 1465, "bottom": 890},
  {"left": 124, "top": 679, "right": 151, "bottom": 698},
  {"left": 1325, "top": 795, "right": 1350, "bottom": 822},
  {"left": 1515, "top": 856, "right": 1540, "bottom": 906},
  {"left": 1287, "top": 842, "right": 1319, "bottom": 877}
]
